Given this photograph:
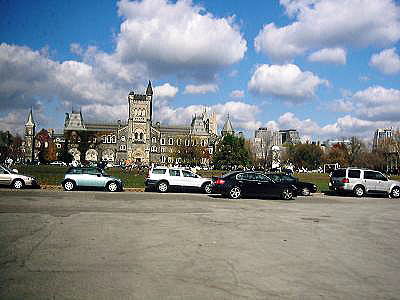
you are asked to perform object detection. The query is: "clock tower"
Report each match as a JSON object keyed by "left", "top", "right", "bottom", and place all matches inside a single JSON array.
[{"left": 24, "top": 109, "right": 36, "bottom": 162}]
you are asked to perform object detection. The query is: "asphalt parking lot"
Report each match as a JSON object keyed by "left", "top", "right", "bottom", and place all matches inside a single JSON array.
[{"left": 0, "top": 190, "right": 399, "bottom": 299}]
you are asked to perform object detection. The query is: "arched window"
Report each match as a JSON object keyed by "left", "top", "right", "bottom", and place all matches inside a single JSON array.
[
  {"left": 140, "top": 132, "right": 144, "bottom": 140},
  {"left": 152, "top": 137, "right": 157, "bottom": 144},
  {"left": 135, "top": 132, "right": 138, "bottom": 140}
]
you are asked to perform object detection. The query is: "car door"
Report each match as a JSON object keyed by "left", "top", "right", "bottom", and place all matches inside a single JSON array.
[
  {"left": 258, "top": 174, "right": 283, "bottom": 197},
  {"left": 374, "top": 172, "right": 391, "bottom": 192},
  {"left": 168, "top": 169, "right": 183, "bottom": 187},
  {"left": 235, "top": 172, "right": 256, "bottom": 195},
  {"left": 363, "top": 171, "right": 378, "bottom": 192},
  {"left": 182, "top": 170, "right": 202, "bottom": 188},
  {"left": 0, "top": 166, "right": 12, "bottom": 185}
]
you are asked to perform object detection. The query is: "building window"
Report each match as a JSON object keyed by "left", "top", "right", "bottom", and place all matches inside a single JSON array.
[
  {"left": 168, "top": 138, "right": 173, "bottom": 145},
  {"left": 56, "top": 144, "right": 61, "bottom": 149},
  {"left": 208, "top": 148, "right": 213, "bottom": 154},
  {"left": 151, "top": 146, "right": 157, "bottom": 152},
  {"left": 168, "top": 157, "right": 173, "bottom": 163},
  {"left": 160, "top": 138, "right": 165, "bottom": 145},
  {"left": 120, "top": 145, "right": 126, "bottom": 151},
  {"left": 121, "top": 136, "right": 126, "bottom": 142},
  {"left": 161, "top": 147, "right": 166, "bottom": 153},
  {"left": 140, "top": 132, "right": 144, "bottom": 140},
  {"left": 160, "top": 156, "right": 166, "bottom": 163},
  {"left": 112, "top": 135, "right": 116, "bottom": 143},
  {"left": 152, "top": 137, "right": 157, "bottom": 144},
  {"left": 177, "top": 139, "right": 182, "bottom": 146},
  {"left": 192, "top": 139, "right": 197, "bottom": 146},
  {"left": 135, "top": 132, "right": 138, "bottom": 140},
  {"left": 185, "top": 139, "right": 190, "bottom": 146},
  {"left": 201, "top": 140, "right": 207, "bottom": 147}
]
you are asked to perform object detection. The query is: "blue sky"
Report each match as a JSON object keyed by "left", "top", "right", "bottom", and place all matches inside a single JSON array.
[{"left": 0, "top": 0, "right": 399, "bottom": 142}]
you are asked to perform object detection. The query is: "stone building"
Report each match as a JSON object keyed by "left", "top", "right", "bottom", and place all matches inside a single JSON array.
[{"left": 25, "top": 81, "right": 219, "bottom": 166}]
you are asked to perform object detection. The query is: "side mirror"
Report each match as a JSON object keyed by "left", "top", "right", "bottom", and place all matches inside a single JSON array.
[{"left": 13, "top": 169, "right": 18, "bottom": 174}]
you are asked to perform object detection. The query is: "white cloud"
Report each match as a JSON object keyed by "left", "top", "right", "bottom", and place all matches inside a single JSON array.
[
  {"left": 154, "top": 100, "right": 261, "bottom": 134},
  {"left": 248, "top": 64, "right": 328, "bottom": 102},
  {"left": 329, "top": 99, "right": 354, "bottom": 113},
  {"left": 255, "top": 0, "right": 400, "bottom": 61},
  {"left": 370, "top": 48, "right": 400, "bottom": 75},
  {"left": 229, "top": 90, "right": 244, "bottom": 99},
  {"left": 183, "top": 84, "right": 218, "bottom": 94},
  {"left": 115, "top": 0, "right": 247, "bottom": 80},
  {"left": 351, "top": 86, "right": 400, "bottom": 121},
  {"left": 308, "top": 47, "right": 346, "bottom": 64}
]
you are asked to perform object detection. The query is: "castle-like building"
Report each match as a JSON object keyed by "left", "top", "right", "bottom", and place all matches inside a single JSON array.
[{"left": 24, "top": 81, "right": 222, "bottom": 166}]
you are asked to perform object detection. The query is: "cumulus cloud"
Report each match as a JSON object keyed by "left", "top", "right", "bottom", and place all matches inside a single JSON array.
[
  {"left": 248, "top": 64, "right": 328, "bottom": 102},
  {"left": 115, "top": 0, "right": 247, "bottom": 80},
  {"left": 230, "top": 90, "right": 245, "bottom": 99},
  {"left": 308, "top": 47, "right": 346, "bottom": 64},
  {"left": 0, "top": 43, "right": 130, "bottom": 128},
  {"left": 255, "top": 0, "right": 400, "bottom": 61},
  {"left": 153, "top": 100, "right": 261, "bottom": 134},
  {"left": 183, "top": 84, "right": 218, "bottom": 94},
  {"left": 370, "top": 48, "right": 400, "bottom": 75}
]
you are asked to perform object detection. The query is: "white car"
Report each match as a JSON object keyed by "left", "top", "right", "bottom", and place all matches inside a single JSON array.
[
  {"left": 145, "top": 167, "right": 213, "bottom": 194},
  {"left": 0, "top": 165, "right": 39, "bottom": 189}
]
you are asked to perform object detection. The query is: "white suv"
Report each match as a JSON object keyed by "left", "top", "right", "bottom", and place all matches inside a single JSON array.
[
  {"left": 329, "top": 168, "right": 400, "bottom": 198},
  {"left": 145, "top": 167, "right": 213, "bottom": 194}
]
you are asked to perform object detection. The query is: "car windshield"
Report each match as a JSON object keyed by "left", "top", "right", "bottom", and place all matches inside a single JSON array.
[
  {"left": 221, "top": 171, "right": 239, "bottom": 178},
  {"left": 2, "top": 166, "right": 17, "bottom": 174}
]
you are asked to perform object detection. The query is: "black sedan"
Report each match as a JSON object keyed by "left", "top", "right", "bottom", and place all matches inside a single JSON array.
[
  {"left": 212, "top": 171, "right": 297, "bottom": 200},
  {"left": 266, "top": 173, "right": 318, "bottom": 196}
]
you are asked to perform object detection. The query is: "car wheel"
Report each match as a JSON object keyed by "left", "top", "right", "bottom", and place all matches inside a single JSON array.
[
  {"left": 229, "top": 186, "right": 241, "bottom": 199},
  {"left": 301, "top": 187, "right": 310, "bottom": 196},
  {"left": 202, "top": 182, "right": 213, "bottom": 194},
  {"left": 157, "top": 181, "right": 169, "bottom": 193},
  {"left": 282, "top": 188, "right": 293, "bottom": 200},
  {"left": 353, "top": 185, "right": 365, "bottom": 197},
  {"left": 12, "top": 179, "right": 24, "bottom": 189},
  {"left": 390, "top": 187, "right": 400, "bottom": 198},
  {"left": 106, "top": 181, "right": 119, "bottom": 192},
  {"left": 63, "top": 180, "right": 75, "bottom": 191}
]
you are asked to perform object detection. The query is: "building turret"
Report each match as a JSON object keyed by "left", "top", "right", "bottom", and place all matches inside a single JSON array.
[
  {"left": 221, "top": 114, "right": 234, "bottom": 136},
  {"left": 146, "top": 80, "right": 153, "bottom": 96},
  {"left": 24, "top": 108, "right": 36, "bottom": 162}
]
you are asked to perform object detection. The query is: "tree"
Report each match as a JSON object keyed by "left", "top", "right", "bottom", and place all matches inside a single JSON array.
[
  {"left": 347, "top": 136, "right": 365, "bottom": 166},
  {"left": 288, "top": 143, "right": 323, "bottom": 170},
  {"left": 212, "top": 134, "right": 252, "bottom": 170},
  {"left": 323, "top": 143, "right": 349, "bottom": 166}
]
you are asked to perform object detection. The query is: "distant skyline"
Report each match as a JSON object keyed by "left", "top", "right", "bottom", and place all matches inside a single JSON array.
[{"left": 0, "top": 0, "right": 399, "bottom": 141}]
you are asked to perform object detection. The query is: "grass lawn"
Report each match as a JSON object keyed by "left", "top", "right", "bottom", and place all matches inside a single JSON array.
[{"left": 12, "top": 165, "right": 400, "bottom": 192}]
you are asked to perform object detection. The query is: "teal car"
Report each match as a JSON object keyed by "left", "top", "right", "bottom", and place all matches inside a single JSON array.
[{"left": 62, "top": 167, "right": 123, "bottom": 192}]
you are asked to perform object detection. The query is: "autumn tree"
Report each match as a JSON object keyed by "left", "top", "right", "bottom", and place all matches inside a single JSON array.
[
  {"left": 212, "top": 134, "right": 252, "bottom": 170},
  {"left": 287, "top": 143, "right": 323, "bottom": 170}
]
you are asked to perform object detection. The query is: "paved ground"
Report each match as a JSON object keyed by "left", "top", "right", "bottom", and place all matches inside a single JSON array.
[{"left": 0, "top": 189, "right": 399, "bottom": 299}]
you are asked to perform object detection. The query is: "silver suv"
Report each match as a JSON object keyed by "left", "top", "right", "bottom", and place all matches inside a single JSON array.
[
  {"left": 145, "top": 167, "right": 213, "bottom": 194},
  {"left": 329, "top": 168, "right": 400, "bottom": 198}
]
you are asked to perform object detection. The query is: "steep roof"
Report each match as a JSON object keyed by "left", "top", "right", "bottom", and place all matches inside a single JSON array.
[
  {"left": 146, "top": 80, "right": 153, "bottom": 95},
  {"left": 221, "top": 115, "right": 234, "bottom": 135},
  {"left": 26, "top": 109, "right": 35, "bottom": 126}
]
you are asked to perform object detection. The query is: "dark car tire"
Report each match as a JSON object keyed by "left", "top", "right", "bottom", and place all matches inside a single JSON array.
[
  {"left": 282, "top": 188, "right": 294, "bottom": 200},
  {"left": 390, "top": 187, "right": 400, "bottom": 198},
  {"left": 202, "top": 182, "right": 213, "bottom": 194},
  {"left": 157, "top": 181, "right": 169, "bottom": 193},
  {"left": 229, "top": 186, "right": 241, "bottom": 199},
  {"left": 301, "top": 187, "right": 310, "bottom": 196},
  {"left": 63, "top": 180, "right": 75, "bottom": 191},
  {"left": 353, "top": 185, "right": 365, "bottom": 197},
  {"left": 12, "top": 179, "right": 24, "bottom": 189},
  {"left": 106, "top": 181, "right": 119, "bottom": 192}
]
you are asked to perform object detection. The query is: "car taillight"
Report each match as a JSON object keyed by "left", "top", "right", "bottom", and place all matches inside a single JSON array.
[
  {"left": 342, "top": 178, "right": 349, "bottom": 183},
  {"left": 215, "top": 179, "right": 225, "bottom": 185}
]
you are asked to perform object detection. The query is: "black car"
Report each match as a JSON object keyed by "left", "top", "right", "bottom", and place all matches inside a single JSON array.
[
  {"left": 266, "top": 173, "right": 318, "bottom": 196},
  {"left": 212, "top": 171, "right": 297, "bottom": 200}
]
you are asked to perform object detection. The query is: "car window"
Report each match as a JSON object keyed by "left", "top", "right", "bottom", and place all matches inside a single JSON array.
[
  {"left": 375, "top": 172, "right": 387, "bottom": 181},
  {"left": 255, "top": 173, "right": 270, "bottom": 182},
  {"left": 268, "top": 174, "right": 281, "bottom": 182},
  {"left": 84, "top": 168, "right": 102, "bottom": 175},
  {"left": 169, "top": 169, "right": 181, "bottom": 177},
  {"left": 68, "top": 168, "right": 83, "bottom": 174},
  {"left": 282, "top": 175, "right": 296, "bottom": 182},
  {"left": 348, "top": 170, "right": 361, "bottom": 178},
  {"left": 0, "top": 168, "right": 7, "bottom": 174},
  {"left": 364, "top": 171, "right": 378, "bottom": 180},
  {"left": 152, "top": 168, "right": 167, "bottom": 174},
  {"left": 182, "top": 171, "right": 197, "bottom": 178},
  {"left": 332, "top": 169, "right": 346, "bottom": 177},
  {"left": 236, "top": 172, "right": 255, "bottom": 180}
]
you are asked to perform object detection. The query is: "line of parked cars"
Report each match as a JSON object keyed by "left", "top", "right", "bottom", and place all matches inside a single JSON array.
[{"left": 3, "top": 163, "right": 400, "bottom": 200}]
